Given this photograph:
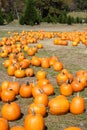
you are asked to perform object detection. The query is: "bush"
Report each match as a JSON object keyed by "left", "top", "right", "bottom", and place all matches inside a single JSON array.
[
  {"left": 19, "top": 15, "right": 25, "bottom": 25},
  {"left": 85, "top": 17, "right": 87, "bottom": 23},
  {"left": 0, "top": 10, "right": 4, "bottom": 25},
  {"left": 66, "top": 15, "right": 72, "bottom": 25},
  {"left": 43, "top": 14, "right": 57, "bottom": 23},
  {"left": 76, "top": 17, "right": 80, "bottom": 23},
  {"left": 6, "top": 12, "right": 13, "bottom": 24}
]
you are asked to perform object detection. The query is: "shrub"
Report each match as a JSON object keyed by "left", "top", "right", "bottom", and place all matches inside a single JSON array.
[
  {"left": 19, "top": 15, "right": 25, "bottom": 25},
  {"left": 43, "top": 14, "right": 57, "bottom": 23},
  {"left": 66, "top": 15, "right": 72, "bottom": 25},
  {"left": 6, "top": 12, "right": 13, "bottom": 24},
  {"left": 0, "top": 10, "right": 4, "bottom": 25}
]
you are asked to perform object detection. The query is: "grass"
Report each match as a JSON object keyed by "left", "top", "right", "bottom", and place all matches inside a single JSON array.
[{"left": 0, "top": 25, "right": 87, "bottom": 130}]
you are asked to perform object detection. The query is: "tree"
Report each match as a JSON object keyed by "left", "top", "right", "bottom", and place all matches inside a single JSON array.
[{"left": 19, "top": 0, "right": 39, "bottom": 25}]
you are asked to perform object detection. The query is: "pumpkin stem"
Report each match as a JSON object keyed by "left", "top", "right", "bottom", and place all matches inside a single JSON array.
[
  {"left": 38, "top": 88, "right": 44, "bottom": 94},
  {"left": 13, "top": 76, "right": 16, "bottom": 82},
  {"left": 77, "top": 92, "right": 80, "bottom": 97},
  {"left": 30, "top": 108, "right": 36, "bottom": 116},
  {"left": 7, "top": 100, "right": 11, "bottom": 104},
  {"left": 78, "top": 77, "right": 81, "bottom": 83},
  {"left": 26, "top": 81, "right": 30, "bottom": 86},
  {"left": 46, "top": 106, "right": 50, "bottom": 113}
]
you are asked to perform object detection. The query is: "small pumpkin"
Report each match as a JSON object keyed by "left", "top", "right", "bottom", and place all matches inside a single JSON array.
[
  {"left": 25, "top": 68, "right": 34, "bottom": 77},
  {"left": 19, "top": 82, "right": 32, "bottom": 98},
  {"left": 71, "top": 78, "right": 85, "bottom": 92},
  {"left": 28, "top": 103, "right": 46, "bottom": 117},
  {"left": 34, "top": 93, "right": 49, "bottom": 107},
  {"left": 7, "top": 64, "right": 16, "bottom": 76},
  {"left": 1, "top": 80, "right": 9, "bottom": 90},
  {"left": 41, "top": 83, "right": 54, "bottom": 96},
  {"left": 36, "top": 70, "right": 46, "bottom": 80},
  {"left": 1, "top": 88, "right": 16, "bottom": 102},
  {"left": 8, "top": 81, "right": 20, "bottom": 95},
  {"left": 53, "top": 61, "right": 63, "bottom": 71},
  {"left": 14, "top": 68, "right": 25, "bottom": 78},
  {"left": 56, "top": 71, "right": 69, "bottom": 86},
  {"left": 60, "top": 81, "right": 73, "bottom": 96},
  {"left": 32, "top": 86, "right": 44, "bottom": 98}
]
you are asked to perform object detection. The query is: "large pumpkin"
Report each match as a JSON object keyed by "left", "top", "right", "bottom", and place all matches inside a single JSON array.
[
  {"left": 1, "top": 102, "right": 21, "bottom": 121},
  {"left": 48, "top": 95, "right": 69, "bottom": 115},
  {"left": 24, "top": 113, "right": 45, "bottom": 130}
]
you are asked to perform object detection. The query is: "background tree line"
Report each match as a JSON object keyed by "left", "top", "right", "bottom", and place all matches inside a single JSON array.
[{"left": 0, "top": 0, "right": 87, "bottom": 25}]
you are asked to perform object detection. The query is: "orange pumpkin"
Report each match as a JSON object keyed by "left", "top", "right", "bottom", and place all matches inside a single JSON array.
[
  {"left": 1, "top": 80, "right": 9, "bottom": 90},
  {"left": 1, "top": 88, "right": 16, "bottom": 102},
  {"left": 3, "top": 59, "right": 12, "bottom": 68},
  {"left": 24, "top": 113, "right": 45, "bottom": 130},
  {"left": 71, "top": 78, "right": 85, "bottom": 92},
  {"left": 60, "top": 82, "right": 73, "bottom": 96},
  {"left": 48, "top": 95, "right": 70, "bottom": 115},
  {"left": 19, "top": 82, "right": 32, "bottom": 98},
  {"left": 25, "top": 68, "right": 34, "bottom": 77},
  {"left": 28, "top": 103, "right": 46, "bottom": 117},
  {"left": 32, "top": 86, "right": 44, "bottom": 98},
  {"left": 7, "top": 64, "right": 16, "bottom": 76},
  {"left": 36, "top": 70, "right": 46, "bottom": 80},
  {"left": 53, "top": 61, "right": 63, "bottom": 71},
  {"left": 37, "top": 78, "right": 50, "bottom": 88},
  {"left": 31, "top": 56, "right": 41, "bottom": 67},
  {"left": 10, "top": 126, "right": 25, "bottom": 130},
  {"left": 56, "top": 71, "right": 68, "bottom": 86},
  {"left": 0, "top": 117, "right": 9, "bottom": 130},
  {"left": 8, "top": 81, "right": 20, "bottom": 95},
  {"left": 34, "top": 93, "right": 49, "bottom": 107},
  {"left": 41, "top": 83, "right": 54, "bottom": 96},
  {"left": 64, "top": 126, "right": 82, "bottom": 130},
  {"left": 14, "top": 69, "right": 25, "bottom": 78},
  {"left": 70, "top": 96, "right": 85, "bottom": 114},
  {"left": 1, "top": 102, "right": 21, "bottom": 121}
]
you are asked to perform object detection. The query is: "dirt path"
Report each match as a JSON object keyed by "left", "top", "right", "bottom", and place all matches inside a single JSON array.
[{"left": 0, "top": 23, "right": 87, "bottom": 32}]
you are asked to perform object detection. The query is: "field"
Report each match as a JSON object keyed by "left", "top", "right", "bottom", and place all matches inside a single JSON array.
[{"left": 0, "top": 23, "right": 87, "bottom": 130}]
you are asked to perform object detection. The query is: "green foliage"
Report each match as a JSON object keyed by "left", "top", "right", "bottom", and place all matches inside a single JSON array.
[
  {"left": 5, "top": 12, "right": 13, "bottom": 24},
  {"left": 66, "top": 15, "right": 72, "bottom": 25},
  {"left": 58, "top": 12, "right": 67, "bottom": 24},
  {"left": 85, "top": 17, "right": 87, "bottom": 23},
  {"left": 19, "top": 15, "right": 25, "bottom": 25},
  {"left": 19, "top": 0, "right": 40, "bottom": 25},
  {"left": 75, "top": 17, "right": 80, "bottom": 23},
  {"left": 43, "top": 14, "right": 58, "bottom": 23},
  {"left": 0, "top": 10, "right": 4, "bottom": 25}
]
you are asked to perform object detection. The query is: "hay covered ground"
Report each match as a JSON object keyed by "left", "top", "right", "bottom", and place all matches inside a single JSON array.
[{"left": 0, "top": 23, "right": 87, "bottom": 130}]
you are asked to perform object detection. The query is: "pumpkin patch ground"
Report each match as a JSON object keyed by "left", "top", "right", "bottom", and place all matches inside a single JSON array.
[{"left": 0, "top": 23, "right": 87, "bottom": 130}]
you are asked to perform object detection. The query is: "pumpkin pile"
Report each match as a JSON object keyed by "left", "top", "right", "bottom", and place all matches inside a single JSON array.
[{"left": 0, "top": 29, "right": 87, "bottom": 130}]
